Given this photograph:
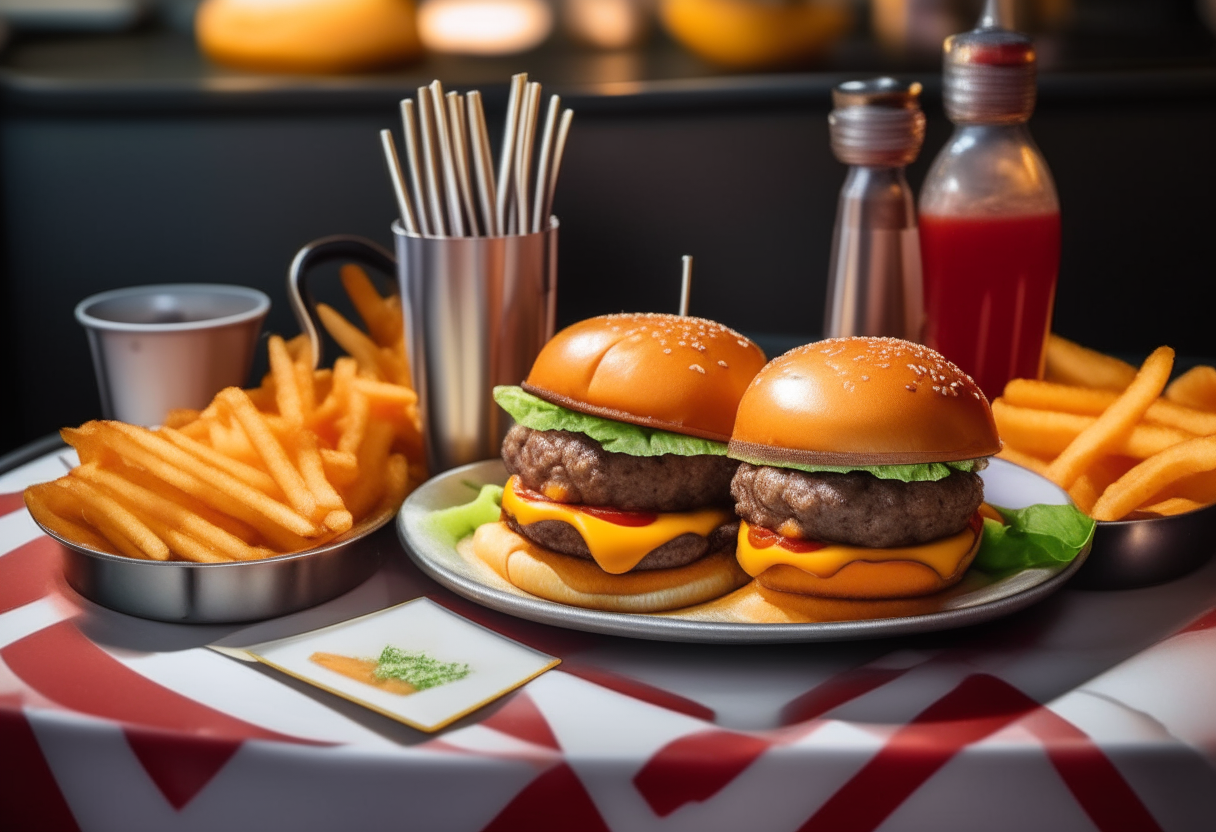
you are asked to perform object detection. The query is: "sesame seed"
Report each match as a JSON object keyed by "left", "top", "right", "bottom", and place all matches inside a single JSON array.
[{"left": 690, "top": 364, "right": 705, "bottom": 374}]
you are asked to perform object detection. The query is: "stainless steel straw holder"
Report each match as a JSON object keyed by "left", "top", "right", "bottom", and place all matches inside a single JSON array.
[{"left": 288, "top": 220, "right": 558, "bottom": 475}]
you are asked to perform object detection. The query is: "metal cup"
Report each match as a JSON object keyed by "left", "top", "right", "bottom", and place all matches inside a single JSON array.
[
  {"left": 288, "top": 220, "right": 558, "bottom": 475},
  {"left": 75, "top": 284, "right": 270, "bottom": 426}
]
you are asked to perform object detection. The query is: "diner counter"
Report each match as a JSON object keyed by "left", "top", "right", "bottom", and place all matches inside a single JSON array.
[{"left": 3, "top": 439, "right": 1216, "bottom": 831}]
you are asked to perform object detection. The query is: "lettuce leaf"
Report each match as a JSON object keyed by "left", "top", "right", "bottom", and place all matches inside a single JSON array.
[
  {"left": 727, "top": 454, "right": 987, "bottom": 482},
  {"left": 493, "top": 386, "right": 728, "bottom": 458},
  {"left": 423, "top": 483, "right": 504, "bottom": 546},
  {"left": 974, "top": 503, "right": 1095, "bottom": 575}
]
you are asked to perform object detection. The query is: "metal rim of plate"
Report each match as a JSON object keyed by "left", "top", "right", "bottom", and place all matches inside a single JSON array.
[{"left": 397, "top": 458, "right": 1092, "bottom": 644}]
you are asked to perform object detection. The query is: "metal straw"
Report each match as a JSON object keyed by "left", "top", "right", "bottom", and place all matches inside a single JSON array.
[
  {"left": 447, "top": 91, "right": 481, "bottom": 237},
  {"left": 530, "top": 95, "right": 560, "bottom": 233},
  {"left": 514, "top": 82, "right": 541, "bottom": 234},
  {"left": 542, "top": 108, "right": 574, "bottom": 230},
  {"left": 679, "top": 256, "right": 693, "bottom": 316},
  {"left": 496, "top": 73, "right": 527, "bottom": 236},
  {"left": 400, "top": 99, "right": 432, "bottom": 236},
  {"left": 379, "top": 129, "right": 419, "bottom": 234},
  {"left": 429, "top": 80, "right": 466, "bottom": 237},
  {"left": 467, "top": 91, "right": 499, "bottom": 237},
  {"left": 416, "top": 87, "right": 448, "bottom": 236}
]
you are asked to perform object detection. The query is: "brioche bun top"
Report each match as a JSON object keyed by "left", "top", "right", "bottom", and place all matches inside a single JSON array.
[
  {"left": 729, "top": 337, "right": 1001, "bottom": 466},
  {"left": 522, "top": 313, "right": 767, "bottom": 442}
]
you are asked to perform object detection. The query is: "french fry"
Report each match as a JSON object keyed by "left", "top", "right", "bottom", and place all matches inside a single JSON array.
[
  {"left": 1044, "top": 334, "right": 1138, "bottom": 391},
  {"left": 1164, "top": 365, "right": 1216, "bottom": 412},
  {"left": 1092, "top": 435, "right": 1216, "bottom": 521},
  {"left": 97, "top": 421, "right": 319, "bottom": 539},
  {"left": 1002, "top": 379, "right": 1216, "bottom": 435},
  {"left": 23, "top": 483, "right": 119, "bottom": 554},
  {"left": 342, "top": 420, "right": 395, "bottom": 520},
  {"left": 1067, "top": 456, "right": 1137, "bottom": 514},
  {"left": 317, "top": 303, "right": 386, "bottom": 380},
  {"left": 218, "top": 387, "right": 318, "bottom": 522},
  {"left": 59, "top": 476, "right": 170, "bottom": 561},
  {"left": 115, "top": 462, "right": 261, "bottom": 544},
  {"left": 268, "top": 335, "right": 305, "bottom": 425},
  {"left": 1044, "top": 347, "right": 1175, "bottom": 489},
  {"left": 340, "top": 264, "right": 401, "bottom": 348},
  {"left": 337, "top": 390, "right": 370, "bottom": 456},
  {"left": 291, "top": 432, "right": 352, "bottom": 533},
  {"left": 161, "top": 427, "right": 283, "bottom": 498},
  {"left": 74, "top": 462, "right": 267, "bottom": 562},
  {"left": 1140, "top": 497, "right": 1203, "bottom": 517},
  {"left": 163, "top": 409, "right": 201, "bottom": 429},
  {"left": 992, "top": 401, "right": 1192, "bottom": 460},
  {"left": 319, "top": 448, "right": 359, "bottom": 487}
]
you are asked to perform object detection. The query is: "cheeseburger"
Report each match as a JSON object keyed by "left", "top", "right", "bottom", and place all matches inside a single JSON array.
[
  {"left": 727, "top": 337, "right": 1001, "bottom": 600},
  {"left": 473, "top": 312, "right": 767, "bottom": 612}
]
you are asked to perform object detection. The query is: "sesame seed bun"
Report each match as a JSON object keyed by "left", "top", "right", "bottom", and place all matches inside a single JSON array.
[
  {"left": 729, "top": 336, "right": 1001, "bottom": 468},
  {"left": 522, "top": 313, "right": 767, "bottom": 442}
]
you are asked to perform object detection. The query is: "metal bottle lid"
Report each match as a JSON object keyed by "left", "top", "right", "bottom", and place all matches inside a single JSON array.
[
  {"left": 943, "top": 25, "right": 1036, "bottom": 124},
  {"left": 828, "top": 78, "right": 926, "bottom": 168}
]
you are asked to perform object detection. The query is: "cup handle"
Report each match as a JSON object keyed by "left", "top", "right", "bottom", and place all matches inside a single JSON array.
[{"left": 287, "top": 235, "right": 397, "bottom": 369}]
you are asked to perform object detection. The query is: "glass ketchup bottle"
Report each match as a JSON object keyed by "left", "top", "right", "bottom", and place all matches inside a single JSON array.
[{"left": 918, "top": 8, "right": 1059, "bottom": 400}]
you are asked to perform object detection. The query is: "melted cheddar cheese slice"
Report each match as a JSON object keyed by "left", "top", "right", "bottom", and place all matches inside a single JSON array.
[
  {"left": 501, "top": 476, "right": 735, "bottom": 575},
  {"left": 736, "top": 520, "right": 977, "bottom": 580}
]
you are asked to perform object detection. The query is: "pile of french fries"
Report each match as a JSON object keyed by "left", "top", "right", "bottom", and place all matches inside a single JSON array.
[
  {"left": 25, "top": 266, "right": 425, "bottom": 563},
  {"left": 994, "top": 334, "right": 1216, "bottom": 521}
]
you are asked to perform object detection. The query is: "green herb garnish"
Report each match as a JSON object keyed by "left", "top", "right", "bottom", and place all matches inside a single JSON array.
[{"left": 372, "top": 646, "right": 470, "bottom": 690}]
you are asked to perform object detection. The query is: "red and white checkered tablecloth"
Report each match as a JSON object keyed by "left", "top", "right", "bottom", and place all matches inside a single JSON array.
[{"left": 2, "top": 447, "right": 1215, "bottom": 832}]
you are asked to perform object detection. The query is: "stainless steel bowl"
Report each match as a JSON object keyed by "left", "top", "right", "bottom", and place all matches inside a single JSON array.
[
  {"left": 36, "top": 510, "right": 395, "bottom": 623},
  {"left": 1072, "top": 502, "right": 1216, "bottom": 590}
]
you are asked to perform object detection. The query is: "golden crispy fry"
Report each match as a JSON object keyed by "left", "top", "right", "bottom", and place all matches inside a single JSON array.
[
  {"left": 59, "top": 476, "right": 170, "bottom": 561},
  {"left": 291, "top": 432, "right": 352, "bottom": 533},
  {"left": 1002, "top": 379, "right": 1216, "bottom": 435},
  {"left": 115, "top": 462, "right": 261, "bottom": 544},
  {"left": 1066, "top": 456, "right": 1137, "bottom": 514},
  {"left": 1140, "top": 497, "right": 1203, "bottom": 517},
  {"left": 100, "top": 421, "right": 319, "bottom": 538},
  {"left": 1092, "top": 435, "right": 1216, "bottom": 521},
  {"left": 992, "top": 401, "right": 1192, "bottom": 460},
  {"left": 219, "top": 388, "right": 318, "bottom": 521},
  {"left": 311, "top": 357, "right": 358, "bottom": 426},
  {"left": 340, "top": 264, "right": 402, "bottom": 348},
  {"left": 352, "top": 376, "right": 418, "bottom": 406},
  {"left": 163, "top": 409, "right": 201, "bottom": 429},
  {"left": 1164, "top": 365, "right": 1216, "bottom": 412},
  {"left": 1045, "top": 347, "right": 1175, "bottom": 489},
  {"left": 161, "top": 427, "right": 282, "bottom": 497},
  {"left": 23, "top": 484, "right": 119, "bottom": 554},
  {"left": 317, "top": 303, "right": 386, "bottom": 380},
  {"left": 74, "top": 462, "right": 268, "bottom": 562},
  {"left": 268, "top": 335, "right": 305, "bottom": 424},
  {"left": 337, "top": 390, "right": 370, "bottom": 456},
  {"left": 1044, "top": 334, "right": 1138, "bottom": 391},
  {"left": 342, "top": 420, "right": 395, "bottom": 520},
  {"left": 319, "top": 448, "right": 359, "bottom": 487}
]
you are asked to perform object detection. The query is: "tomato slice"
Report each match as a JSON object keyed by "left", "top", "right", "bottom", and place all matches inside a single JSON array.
[{"left": 746, "top": 524, "right": 826, "bottom": 554}]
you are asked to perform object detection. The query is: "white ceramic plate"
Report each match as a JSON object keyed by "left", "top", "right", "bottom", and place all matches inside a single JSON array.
[{"left": 397, "top": 458, "right": 1090, "bottom": 643}]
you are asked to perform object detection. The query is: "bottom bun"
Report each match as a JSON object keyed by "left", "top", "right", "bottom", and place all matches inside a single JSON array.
[
  {"left": 471, "top": 521, "right": 750, "bottom": 613},
  {"left": 753, "top": 530, "right": 982, "bottom": 600}
]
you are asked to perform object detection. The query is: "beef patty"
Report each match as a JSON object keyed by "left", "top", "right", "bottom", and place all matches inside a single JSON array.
[
  {"left": 731, "top": 462, "right": 984, "bottom": 548},
  {"left": 502, "top": 424, "right": 738, "bottom": 512}
]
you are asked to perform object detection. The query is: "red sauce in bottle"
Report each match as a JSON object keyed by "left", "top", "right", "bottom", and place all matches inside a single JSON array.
[{"left": 919, "top": 211, "right": 1061, "bottom": 399}]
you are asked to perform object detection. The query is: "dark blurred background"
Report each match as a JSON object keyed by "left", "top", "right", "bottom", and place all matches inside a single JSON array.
[{"left": 2, "top": 0, "right": 1214, "bottom": 458}]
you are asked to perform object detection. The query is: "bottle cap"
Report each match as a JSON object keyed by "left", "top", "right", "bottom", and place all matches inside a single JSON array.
[
  {"left": 828, "top": 78, "right": 925, "bottom": 167},
  {"left": 943, "top": 26, "right": 1036, "bottom": 124}
]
